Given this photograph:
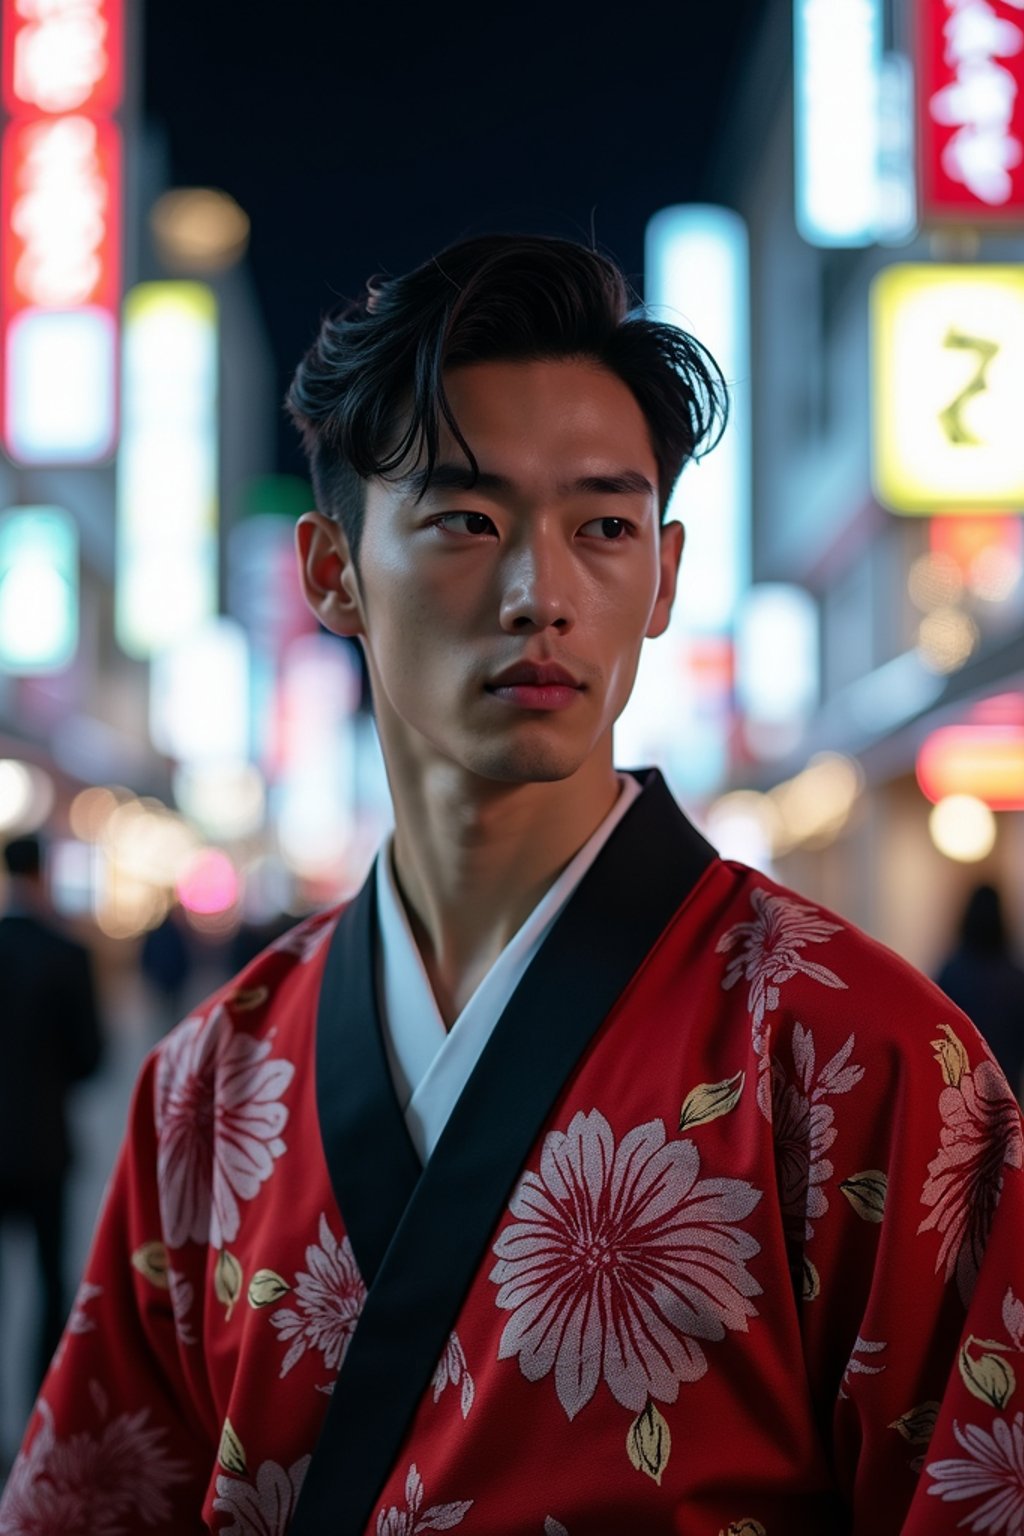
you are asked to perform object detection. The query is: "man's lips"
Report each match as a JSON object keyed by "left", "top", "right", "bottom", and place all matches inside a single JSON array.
[
  {"left": 486, "top": 662, "right": 583, "bottom": 689},
  {"left": 485, "top": 663, "right": 584, "bottom": 713}
]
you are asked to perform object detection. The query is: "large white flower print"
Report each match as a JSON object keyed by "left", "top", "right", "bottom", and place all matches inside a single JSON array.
[
  {"left": 0, "top": 1388, "right": 189, "bottom": 1536},
  {"left": 717, "top": 889, "right": 847, "bottom": 1116},
  {"left": 490, "top": 1109, "right": 763, "bottom": 1421},
  {"left": 212, "top": 1455, "right": 311, "bottom": 1536},
  {"left": 374, "top": 1464, "right": 472, "bottom": 1534},
  {"left": 155, "top": 1005, "right": 295, "bottom": 1249},
  {"left": 927, "top": 1412, "right": 1024, "bottom": 1532},
  {"left": 269, "top": 1213, "right": 366, "bottom": 1384}
]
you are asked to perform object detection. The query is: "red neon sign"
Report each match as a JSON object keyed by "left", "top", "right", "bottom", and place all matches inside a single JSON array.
[
  {"left": 917, "top": 695, "right": 1024, "bottom": 809},
  {"left": 1, "top": 116, "right": 121, "bottom": 318},
  {"left": 916, "top": 0, "right": 1024, "bottom": 223},
  {"left": 1, "top": 0, "right": 122, "bottom": 462},
  {"left": 2, "top": 0, "right": 123, "bottom": 118}
]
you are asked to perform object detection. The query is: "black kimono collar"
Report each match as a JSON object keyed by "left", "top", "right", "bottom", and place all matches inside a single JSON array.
[{"left": 297, "top": 767, "right": 718, "bottom": 1534}]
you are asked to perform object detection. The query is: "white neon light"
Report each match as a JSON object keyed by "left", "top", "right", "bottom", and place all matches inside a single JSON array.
[
  {"left": 12, "top": 0, "right": 111, "bottom": 114},
  {"left": 0, "top": 505, "right": 78, "bottom": 672},
  {"left": 736, "top": 584, "right": 819, "bottom": 725},
  {"left": 4, "top": 307, "right": 115, "bottom": 462},
  {"left": 150, "top": 617, "right": 250, "bottom": 766},
  {"left": 276, "top": 635, "right": 360, "bottom": 877},
  {"left": 616, "top": 205, "right": 749, "bottom": 801},
  {"left": 642, "top": 204, "right": 750, "bottom": 634},
  {"left": 794, "top": 0, "right": 883, "bottom": 245},
  {"left": 930, "top": 0, "right": 1024, "bottom": 206},
  {"left": 116, "top": 283, "right": 218, "bottom": 657}
]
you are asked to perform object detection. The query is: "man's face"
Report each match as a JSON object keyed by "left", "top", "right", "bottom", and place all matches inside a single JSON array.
[{"left": 298, "top": 357, "right": 683, "bottom": 787}]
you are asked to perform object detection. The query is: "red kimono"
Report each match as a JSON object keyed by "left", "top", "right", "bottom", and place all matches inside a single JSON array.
[{"left": 2, "top": 769, "right": 1023, "bottom": 1535}]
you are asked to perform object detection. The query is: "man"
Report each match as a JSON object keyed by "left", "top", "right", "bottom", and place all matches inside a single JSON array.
[
  {"left": 2, "top": 235, "right": 1022, "bottom": 1535},
  {"left": 0, "top": 835, "right": 102, "bottom": 1391}
]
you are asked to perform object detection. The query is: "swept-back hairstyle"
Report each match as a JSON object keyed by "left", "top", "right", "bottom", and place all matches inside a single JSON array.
[{"left": 286, "top": 233, "right": 728, "bottom": 563}]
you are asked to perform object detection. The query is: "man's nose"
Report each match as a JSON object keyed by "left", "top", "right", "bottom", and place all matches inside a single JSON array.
[{"left": 497, "top": 531, "right": 576, "bottom": 634}]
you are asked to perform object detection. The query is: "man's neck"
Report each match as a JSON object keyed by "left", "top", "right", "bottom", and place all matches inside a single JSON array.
[{"left": 389, "top": 756, "right": 622, "bottom": 1028}]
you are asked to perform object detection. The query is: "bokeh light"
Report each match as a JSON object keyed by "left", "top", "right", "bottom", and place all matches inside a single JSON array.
[
  {"left": 908, "top": 552, "right": 963, "bottom": 612},
  {"left": 928, "top": 794, "right": 997, "bottom": 863},
  {"left": 916, "top": 607, "right": 979, "bottom": 673},
  {"left": 150, "top": 187, "right": 251, "bottom": 272}
]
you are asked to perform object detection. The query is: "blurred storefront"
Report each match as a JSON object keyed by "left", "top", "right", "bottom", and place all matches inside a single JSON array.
[
  {"left": 0, "top": 0, "right": 392, "bottom": 975},
  {"left": 649, "top": 0, "right": 1024, "bottom": 973}
]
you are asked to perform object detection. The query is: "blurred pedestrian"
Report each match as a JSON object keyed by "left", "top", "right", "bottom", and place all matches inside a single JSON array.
[
  {"left": 937, "top": 882, "right": 1024, "bottom": 1103},
  {"left": 139, "top": 903, "right": 193, "bottom": 1035},
  {"left": 0, "top": 833, "right": 103, "bottom": 1388}
]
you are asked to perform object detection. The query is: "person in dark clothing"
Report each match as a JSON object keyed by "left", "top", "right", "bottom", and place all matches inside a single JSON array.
[
  {"left": 936, "top": 882, "right": 1024, "bottom": 1103},
  {"left": 140, "top": 904, "right": 193, "bottom": 1035},
  {"left": 0, "top": 833, "right": 103, "bottom": 1387}
]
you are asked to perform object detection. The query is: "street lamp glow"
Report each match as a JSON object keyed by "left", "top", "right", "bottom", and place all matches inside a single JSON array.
[{"left": 928, "top": 794, "right": 997, "bottom": 862}]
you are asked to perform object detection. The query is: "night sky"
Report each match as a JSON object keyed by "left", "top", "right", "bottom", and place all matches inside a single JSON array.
[{"left": 144, "top": 0, "right": 768, "bottom": 471}]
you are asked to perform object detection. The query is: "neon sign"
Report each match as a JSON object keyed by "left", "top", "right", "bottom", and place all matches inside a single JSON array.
[
  {"left": 871, "top": 264, "right": 1024, "bottom": 511},
  {"left": 917, "top": 694, "right": 1024, "bottom": 808},
  {"left": 917, "top": 0, "right": 1024, "bottom": 221},
  {"left": 794, "top": 0, "right": 884, "bottom": 245},
  {"left": 1, "top": 0, "right": 123, "bottom": 463}
]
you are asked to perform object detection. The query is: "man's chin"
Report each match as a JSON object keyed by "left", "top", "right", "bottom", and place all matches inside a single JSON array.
[{"left": 459, "top": 740, "right": 587, "bottom": 786}]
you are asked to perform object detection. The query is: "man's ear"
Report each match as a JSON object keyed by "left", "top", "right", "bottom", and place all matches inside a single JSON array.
[
  {"left": 646, "top": 519, "right": 684, "bottom": 640},
  {"left": 295, "top": 512, "right": 365, "bottom": 638}
]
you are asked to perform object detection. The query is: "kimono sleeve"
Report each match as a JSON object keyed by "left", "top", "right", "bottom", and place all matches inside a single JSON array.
[
  {"left": 793, "top": 988, "right": 1024, "bottom": 1533},
  {"left": 0, "top": 1047, "right": 215, "bottom": 1534}
]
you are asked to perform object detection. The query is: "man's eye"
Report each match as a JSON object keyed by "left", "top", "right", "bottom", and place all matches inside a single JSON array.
[
  {"left": 581, "top": 517, "right": 632, "bottom": 541},
  {"left": 435, "top": 512, "right": 496, "bottom": 537}
]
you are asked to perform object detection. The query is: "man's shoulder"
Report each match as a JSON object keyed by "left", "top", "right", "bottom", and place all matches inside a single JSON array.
[
  {"left": 711, "top": 859, "right": 971, "bottom": 1053},
  {"left": 155, "top": 903, "right": 347, "bottom": 1061}
]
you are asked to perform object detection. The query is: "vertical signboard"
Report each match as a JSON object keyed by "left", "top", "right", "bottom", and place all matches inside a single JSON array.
[
  {"left": 917, "top": 0, "right": 1024, "bottom": 222},
  {"left": 0, "top": 505, "right": 78, "bottom": 671},
  {"left": 618, "top": 205, "right": 749, "bottom": 800},
  {"left": 0, "top": 0, "right": 123, "bottom": 463},
  {"left": 871, "top": 264, "right": 1024, "bottom": 511},
  {"left": 116, "top": 283, "right": 218, "bottom": 657},
  {"left": 794, "top": 0, "right": 884, "bottom": 245}
]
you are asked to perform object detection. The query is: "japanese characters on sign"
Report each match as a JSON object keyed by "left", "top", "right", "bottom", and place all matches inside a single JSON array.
[
  {"left": 1, "top": 0, "right": 123, "bottom": 462},
  {"left": 916, "top": 0, "right": 1024, "bottom": 222},
  {"left": 871, "top": 264, "right": 1024, "bottom": 511}
]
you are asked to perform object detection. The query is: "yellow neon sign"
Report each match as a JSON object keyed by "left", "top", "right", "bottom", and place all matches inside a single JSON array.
[{"left": 871, "top": 265, "right": 1024, "bottom": 513}]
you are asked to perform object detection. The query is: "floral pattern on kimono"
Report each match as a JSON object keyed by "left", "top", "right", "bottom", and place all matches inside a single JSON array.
[
  {"left": 155, "top": 1004, "right": 296, "bottom": 1250},
  {"left": 717, "top": 889, "right": 847, "bottom": 1115},
  {"left": 918, "top": 1024, "right": 1024, "bottom": 1306},
  {"left": 771, "top": 1022, "right": 865, "bottom": 1249},
  {"left": 373, "top": 1464, "right": 472, "bottom": 1533},
  {"left": 490, "top": 1108, "right": 763, "bottom": 1419},
  {"left": 0, "top": 1386, "right": 190, "bottom": 1536},
  {"left": 269, "top": 1213, "right": 366, "bottom": 1385},
  {"left": 212, "top": 1456, "right": 311, "bottom": 1536}
]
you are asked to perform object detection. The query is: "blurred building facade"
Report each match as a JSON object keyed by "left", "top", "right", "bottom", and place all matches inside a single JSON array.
[{"left": 693, "top": 0, "right": 1024, "bottom": 975}]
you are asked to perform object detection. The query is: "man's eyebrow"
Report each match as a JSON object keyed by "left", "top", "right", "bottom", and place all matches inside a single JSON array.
[{"left": 395, "top": 462, "right": 657, "bottom": 500}]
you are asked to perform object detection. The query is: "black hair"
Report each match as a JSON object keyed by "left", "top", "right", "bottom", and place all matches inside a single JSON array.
[
  {"left": 286, "top": 233, "right": 729, "bottom": 565},
  {"left": 3, "top": 833, "right": 41, "bottom": 878}
]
